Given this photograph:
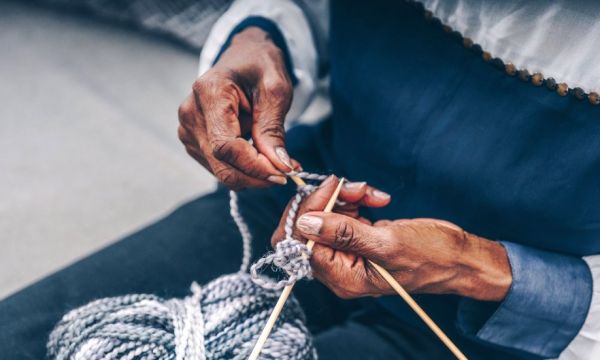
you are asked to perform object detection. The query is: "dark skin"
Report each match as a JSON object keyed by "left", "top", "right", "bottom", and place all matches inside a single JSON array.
[{"left": 178, "top": 28, "right": 513, "bottom": 301}]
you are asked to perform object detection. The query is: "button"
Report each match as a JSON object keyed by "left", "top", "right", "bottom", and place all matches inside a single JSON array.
[
  {"left": 546, "top": 77, "right": 557, "bottom": 90},
  {"left": 588, "top": 92, "right": 599, "bottom": 105},
  {"left": 573, "top": 87, "right": 585, "bottom": 100},
  {"left": 492, "top": 58, "right": 504, "bottom": 70},
  {"left": 482, "top": 51, "right": 492, "bottom": 61},
  {"left": 531, "top": 73, "right": 544, "bottom": 86},
  {"left": 462, "top": 37, "right": 473, "bottom": 48},
  {"left": 518, "top": 69, "right": 530, "bottom": 82},
  {"left": 556, "top": 83, "right": 569, "bottom": 96},
  {"left": 505, "top": 63, "right": 517, "bottom": 76}
]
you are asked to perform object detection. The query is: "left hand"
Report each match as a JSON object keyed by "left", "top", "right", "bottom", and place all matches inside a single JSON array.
[{"left": 274, "top": 177, "right": 513, "bottom": 301}]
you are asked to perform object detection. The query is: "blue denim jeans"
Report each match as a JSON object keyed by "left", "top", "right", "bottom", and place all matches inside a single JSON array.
[{"left": 0, "top": 184, "right": 453, "bottom": 359}]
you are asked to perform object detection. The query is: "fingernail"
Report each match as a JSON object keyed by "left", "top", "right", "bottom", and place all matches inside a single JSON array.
[
  {"left": 319, "top": 175, "right": 336, "bottom": 188},
  {"left": 267, "top": 175, "right": 287, "bottom": 185},
  {"left": 372, "top": 189, "right": 391, "bottom": 200},
  {"left": 344, "top": 181, "right": 366, "bottom": 190},
  {"left": 275, "top": 147, "right": 293, "bottom": 170},
  {"left": 297, "top": 215, "right": 323, "bottom": 235}
]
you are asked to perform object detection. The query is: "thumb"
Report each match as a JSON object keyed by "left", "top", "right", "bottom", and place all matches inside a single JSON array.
[
  {"left": 296, "top": 212, "right": 385, "bottom": 260},
  {"left": 251, "top": 76, "right": 294, "bottom": 172}
]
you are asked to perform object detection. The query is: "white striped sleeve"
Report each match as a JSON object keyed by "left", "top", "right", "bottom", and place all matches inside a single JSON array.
[
  {"left": 198, "top": 0, "right": 319, "bottom": 121},
  {"left": 559, "top": 255, "right": 600, "bottom": 359}
]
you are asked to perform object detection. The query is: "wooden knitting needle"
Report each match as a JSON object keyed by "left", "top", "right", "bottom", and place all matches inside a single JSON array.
[
  {"left": 248, "top": 176, "right": 345, "bottom": 360},
  {"left": 250, "top": 176, "right": 467, "bottom": 360},
  {"left": 368, "top": 260, "right": 467, "bottom": 360},
  {"left": 299, "top": 176, "right": 466, "bottom": 359}
]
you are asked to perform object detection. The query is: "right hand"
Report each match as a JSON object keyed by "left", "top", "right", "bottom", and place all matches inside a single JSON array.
[{"left": 178, "top": 27, "right": 297, "bottom": 190}]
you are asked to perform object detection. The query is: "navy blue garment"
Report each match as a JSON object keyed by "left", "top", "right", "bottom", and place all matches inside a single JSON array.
[
  {"left": 238, "top": 0, "right": 600, "bottom": 358},
  {"left": 320, "top": 0, "right": 599, "bottom": 358}
]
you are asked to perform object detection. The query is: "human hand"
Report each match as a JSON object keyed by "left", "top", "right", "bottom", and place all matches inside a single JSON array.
[
  {"left": 178, "top": 27, "right": 296, "bottom": 190},
  {"left": 276, "top": 177, "right": 512, "bottom": 301}
]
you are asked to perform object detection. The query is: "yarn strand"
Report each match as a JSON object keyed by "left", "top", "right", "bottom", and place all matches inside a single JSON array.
[
  {"left": 47, "top": 172, "right": 329, "bottom": 360},
  {"left": 246, "top": 172, "right": 329, "bottom": 290}
]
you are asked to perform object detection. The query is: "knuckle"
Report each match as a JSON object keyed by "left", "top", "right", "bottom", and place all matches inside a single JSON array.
[
  {"left": 264, "top": 46, "right": 284, "bottom": 62},
  {"left": 263, "top": 77, "right": 292, "bottom": 101},
  {"left": 334, "top": 222, "right": 356, "bottom": 250},
  {"left": 178, "top": 100, "right": 195, "bottom": 124},
  {"left": 259, "top": 123, "right": 285, "bottom": 140},
  {"left": 193, "top": 73, "right": 226, "bottom": 97},
  {"left": 177, "top": 126, "right": 188, "bottom": 142},
  {"left": 215, "top": 167, "right": 243, "bottom": 190},
  {"left": 211, "top": 139, "right": 235, "bottom": 162}
]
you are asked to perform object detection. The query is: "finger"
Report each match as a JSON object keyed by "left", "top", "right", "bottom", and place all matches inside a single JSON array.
[
  {"left": 271, "top": 175, "right": 340, "bottom": 246},
  {"left": 290, "top": 158, "right": 303, "bottom": 171},
  {"left": 210, "top": 137, "right": 288, "bottom": 185},
  {"left": 296, "top": 211, "right": 387, "bottom": 261},
  {"left": 373, "top": 219, "right": 393, "bottom": 227},
  {"left": 177, "top": 125, "right": 196, "bottom": 147},
  {"left": 357, "top": 217, "right": 372, "bottom": 225},
  {"left": 361, "top": 187, "right": 392, "bottom": 207},
  {"left": 251, "top": 73, "right": 295, "bottom": 172},
  {"left": 339, "top": 181, "right": 368, "bottom": 203},
  {"left": 193, "top": 75, "right": 286, "bottom": 185},
  {"left": 177, "top": 94, "right": 197, "bottom": 129},
  {"left": 339, "top": 182, "right": 391, "bottom": 208},
  {"left": 209, "top": 161, "right": 275, "bottom": 191},
  {"left": 310, "top": 244, "right": 379, "bottom": 299}
]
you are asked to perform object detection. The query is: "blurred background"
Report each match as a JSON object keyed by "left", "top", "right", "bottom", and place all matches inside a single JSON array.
[{"left": 0, "top": 0, "right": 233, "bottom": 299}]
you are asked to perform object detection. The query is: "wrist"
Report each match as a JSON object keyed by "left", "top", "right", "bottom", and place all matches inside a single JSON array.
[
  {"left": 231, "top": 27, "right": 273, "bottom": 46},
  {"left": 455, "top": 233, "right": 513, "bottom": 301},
  {"left": 218, "top": 27, "right": 285, "bottom": 69}
]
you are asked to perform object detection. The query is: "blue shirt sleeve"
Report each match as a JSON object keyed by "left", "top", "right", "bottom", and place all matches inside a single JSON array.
[{"left": 456, "top": 241, "right": 593, "bottom": 358}]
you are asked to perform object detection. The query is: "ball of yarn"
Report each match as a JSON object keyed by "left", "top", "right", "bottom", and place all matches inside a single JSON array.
[{"left": 47, "top": 273, "right": 317, "bottom": 360}]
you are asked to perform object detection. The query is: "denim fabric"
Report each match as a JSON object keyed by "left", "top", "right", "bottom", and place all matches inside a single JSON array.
[{"left": 457, "top": 242, "right": 593, "bottom": 358}]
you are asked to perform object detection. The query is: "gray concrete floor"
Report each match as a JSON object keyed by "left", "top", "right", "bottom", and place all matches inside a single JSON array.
[{"left": 0, "top": 2, "right": 215, "bottom": 299}]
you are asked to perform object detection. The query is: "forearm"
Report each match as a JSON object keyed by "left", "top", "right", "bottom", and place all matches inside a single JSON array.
[
  {"left": 456, "top": 241, "right": 593, "bottom": 358},
  {"left": 453, "top": 232, "right": 512, "bottom": 302}
]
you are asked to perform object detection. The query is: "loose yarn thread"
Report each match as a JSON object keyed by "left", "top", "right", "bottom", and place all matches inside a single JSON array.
[
  {"left": 47, "top": 171, "right": 332, "bottom": 359},
  {"left": 248, "top": 172, "right": 329, "bottom": 290}
]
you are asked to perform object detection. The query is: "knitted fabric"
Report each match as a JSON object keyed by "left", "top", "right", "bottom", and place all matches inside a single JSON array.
[
  {"left": 47, "top": 171, "right": 330, "bottom": 359},
  {"left": 249, "top": 172, "right": 328, "bottom": 290}
]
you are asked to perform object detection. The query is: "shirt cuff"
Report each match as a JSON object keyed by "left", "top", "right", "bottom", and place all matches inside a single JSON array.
[
  {"left": 198, "top": 0, "right": 318, "bottom": 121},
  {"left": 559, "top": 255, "right": 600, "bottom": 359},
  {"left": 456, "top": 241, "right": 593, "bottom": 358}
]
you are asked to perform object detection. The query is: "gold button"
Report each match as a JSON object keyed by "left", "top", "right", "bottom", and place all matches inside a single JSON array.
[
  {"left": 556, "top": 83, "right": 569, "bottom": 96},
  {"left": 505, "top": 63, "right": 517, "bottom": 76},
  {"left": 588, "top": 92, "right": 600, "bottom": 105},
  {"left": 482, "top": 51, "right": 492, "bottom": 62},
  {"left": 443, "top": 25, "right": 452, "bottom": 33},
  {"left": 531, "top": 73, "right": 544, "bottom": 86},
  {"left": 463, "top": 37, "right": 473, "bottom": 48}
]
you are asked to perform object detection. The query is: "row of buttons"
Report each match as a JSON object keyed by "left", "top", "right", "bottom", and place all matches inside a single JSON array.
[{"left": 409, "top": 1, "right": 600, "bottom": 105}]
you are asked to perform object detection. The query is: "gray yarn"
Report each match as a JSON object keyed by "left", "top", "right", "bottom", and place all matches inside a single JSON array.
[
  {"left": 249, "top": 183, "right": 319, "bottom": 290},
  {"left": 47, "top": 274, "right": 316, "bottom": 360},
  {"left": 48, "top": 171, "right": 331, "bottom": 359}
]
